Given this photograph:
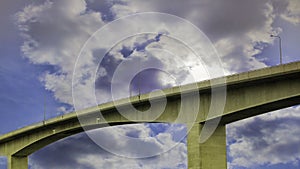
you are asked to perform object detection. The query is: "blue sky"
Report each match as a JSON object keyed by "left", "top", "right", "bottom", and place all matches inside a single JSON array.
[{"left": 1, "top": 0, "right": 300, "bottom": 168}]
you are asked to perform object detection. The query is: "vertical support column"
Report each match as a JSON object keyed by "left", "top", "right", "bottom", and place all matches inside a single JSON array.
[
  {"left": 187, "top": 123, "right": 227, "bottom": 169},
  {"left": 8, "top": 155, "right": 28, "bottom": 169},
  {"left": 187, "top": 123, "right": 201, "bottom": 169}
]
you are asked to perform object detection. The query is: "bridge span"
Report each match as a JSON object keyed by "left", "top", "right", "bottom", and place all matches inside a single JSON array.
[{"left": 1, "top": 61, "right": 300, "bottom": 169}]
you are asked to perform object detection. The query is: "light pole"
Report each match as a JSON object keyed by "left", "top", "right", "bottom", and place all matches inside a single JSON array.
[
  {"left": 270, "top": 34, "right": 282, "bottom": 64},
  {"left": 43, "top": 93, "right": 46, "bottom": 124},
  {"left": 129, "top": 55, "right": 146, "bottom": 98}
]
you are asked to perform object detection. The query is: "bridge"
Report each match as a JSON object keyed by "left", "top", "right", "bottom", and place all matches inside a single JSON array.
[{"left": 1, "top": 61, "right": 300, "bottom": 169}]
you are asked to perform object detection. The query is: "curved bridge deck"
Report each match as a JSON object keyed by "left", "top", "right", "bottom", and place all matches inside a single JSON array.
[{"left": 1, "top": 61, "right": 300, "bottom": 169}]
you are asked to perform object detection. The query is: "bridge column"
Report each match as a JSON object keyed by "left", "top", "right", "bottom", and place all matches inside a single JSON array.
[
  {"left": 7, "top": 155, "right": 28, "bottom": 169},
  {"left": 187, "top": 123, "right": 227, "bottom": 169}
]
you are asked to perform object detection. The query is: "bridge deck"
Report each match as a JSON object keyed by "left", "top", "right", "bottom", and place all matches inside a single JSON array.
[
  {"left": 1, "top": 61, "right": 300, "bottom": 143},
  {"left": 1, "top": 61, "right": 300, "bottom": 169}
]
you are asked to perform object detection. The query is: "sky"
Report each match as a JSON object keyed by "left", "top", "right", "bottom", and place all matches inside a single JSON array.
[{"left": 0, "top": 0, "right": 300, "bottom": 168}]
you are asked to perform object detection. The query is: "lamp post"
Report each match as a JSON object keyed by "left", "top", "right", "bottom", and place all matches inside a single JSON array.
[
  {"left": 270, "top": 34, "right": 282, "bottom": 65},
  {"left": 129, "top": 55, "right": 146, "bottom": 98},
  {"left": 43, "top": 93, "right": 46, "bottom": 124}
]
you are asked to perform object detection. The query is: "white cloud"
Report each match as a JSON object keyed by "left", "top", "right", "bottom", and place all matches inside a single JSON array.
[
  {"left": 111, "top": 3, "right": 138, "bottom": 19},
  {"left": 280, "top": 0, "right": 300, "bottom": 24},
  {"left": 85, "top": 123, "right": 186, "bottom": 158},
  {"left": 16, "top": 0, "right": 291, "bottom": 110},
  {"left": 75, "top": 141, "right": 186, "bottom": 169},
  {"left": 111, "top": 0, "right": 286, "bottom": 73},
  {"left": 16, "top": 0, "right": 104, "bottom": 108},
  {"left": 227, "top": 105, "right": 300, "bottom": 168},
  {"left": 30, "top": 124, "right": 187, "bottom": 169},
  {"left": 80, "top": 150, "right": 185, "bottom": 169},
  {"left": 16, "top": 0, "right": 218, "bottom": 111},
  {"left": 198, "top": 0, "right": 276, "bottom": 73},
  {"left": 15, "top": 0, "right": 300, "bottom": 107},
  {"left": 15, "top": 1, "right": 300, "bottom": 168}
]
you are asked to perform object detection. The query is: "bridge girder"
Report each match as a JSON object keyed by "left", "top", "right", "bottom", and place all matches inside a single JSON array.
[{"left": 1, "top": 61, "right": 300, "bottom": 169}]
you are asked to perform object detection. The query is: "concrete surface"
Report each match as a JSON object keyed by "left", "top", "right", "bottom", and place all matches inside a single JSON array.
[{"left": 1, "top": 61, "right": 300, "bottom": 169}]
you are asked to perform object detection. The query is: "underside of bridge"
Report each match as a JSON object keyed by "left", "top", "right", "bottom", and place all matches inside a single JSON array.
[{"left": 1, "top": 61, "right": 300, "bottom": 169}]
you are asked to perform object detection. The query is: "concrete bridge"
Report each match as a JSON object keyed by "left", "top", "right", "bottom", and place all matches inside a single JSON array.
[{"left": 1, "top": 61, "right": 300, "bottom": 169}]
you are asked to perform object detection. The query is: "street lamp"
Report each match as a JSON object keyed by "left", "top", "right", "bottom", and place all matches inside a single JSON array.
[
  {"left": 270, "top": 34, "right": 282, "bottom": 65},
  {"left": 128, "top": 55, "right": 146, "bottom": 98}
]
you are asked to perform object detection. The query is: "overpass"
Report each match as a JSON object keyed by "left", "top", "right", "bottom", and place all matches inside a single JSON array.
[{"left": 1, "top": 61, "right": 300, "bottom": 169}]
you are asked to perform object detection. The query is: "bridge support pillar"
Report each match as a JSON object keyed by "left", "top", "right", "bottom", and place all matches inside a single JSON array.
[
  {"left": 187, "top": 123, "right": 227, "bottom": 169},
  {"left": 8, "top": 155, "right": 28, "bottom": 169}
]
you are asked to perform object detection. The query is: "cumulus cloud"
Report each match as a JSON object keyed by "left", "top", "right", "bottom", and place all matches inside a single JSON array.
[
  {"left": 280, "top": 0, "right": 300, "bottom": 24},
  {"left": 15, "top": 0, "right": 299, "bottom": 110},
  {"left": 108, "top": 0, "right": 284, "bottom": 72},
  {"left": 14, "top": 1, "right": 300, "bottom": 169},
  {"left": 16, "top": 0, "right": 216, "bottom": 110},
  {"left": 17, "top": 0, "right": 291, "bottom": 110},
  {"left": 192, "top": 0, "right": 277, "bottom": 72},
  {"left": 29, "top": 124, "right": 187, "bottom": 169},
  {"left": 93, "top": 32, "right": 208, "bottom": 102},
  {"left": 16, "top": 0, "right": 104, "bottom": 107},
  {"left": 227, "top": 106, "right": 300, "bottom": 168},
  {"left": 85, "top": 0, "right": 127, "bottom": 22}
]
